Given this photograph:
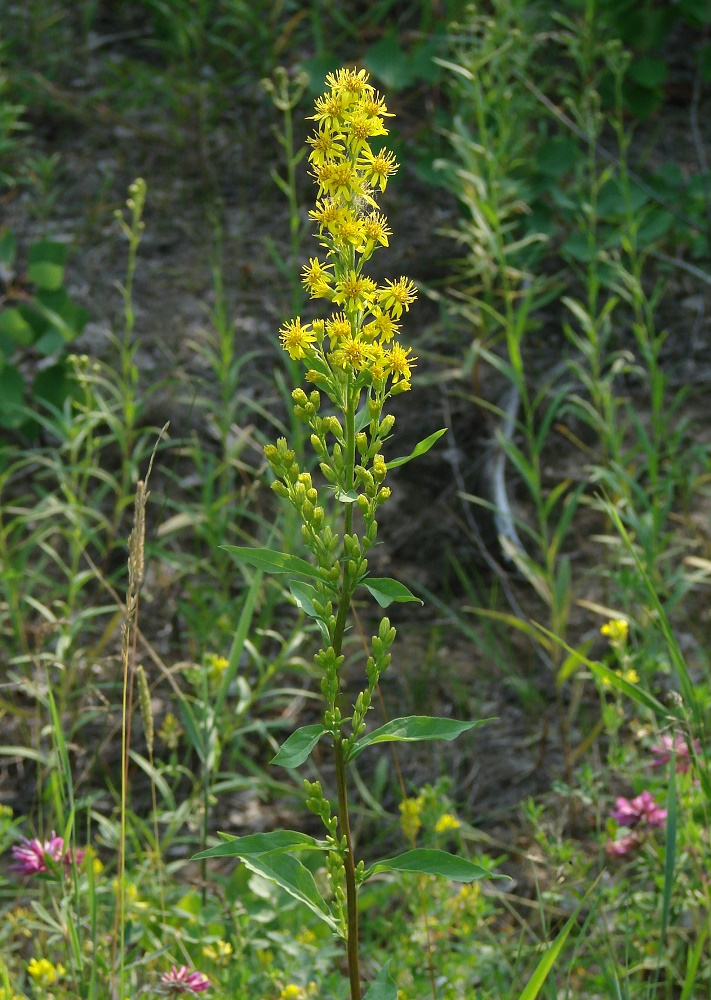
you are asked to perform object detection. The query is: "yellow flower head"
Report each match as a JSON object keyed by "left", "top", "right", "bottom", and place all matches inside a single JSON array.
[
  {"left": 279, "top": 318, "right": 316, "bottom": 360},
  {"left": 363, "top": 307, "right": 399, "bottom": 343},
  {"left": 279, "top": 987, "right": 306, "bottom": 1000},
  {"left": 326, "top": 67, "right": 372, "bottom": 103},
  {"left": 309, "top": 197, "right": 346, "bottom": 232},
  {"left": 358, "top": 145, "right": 399, "bottom": 191},
  {"left": 362, "top": 212, "right": 391, "bottom": 249},
  {"left": 601, "top": 618, "right": 629, "bottom": 643},
  {"left": 386, "top": 343, "right": 416, "bottom": 383},
  {"left": 333, "top": 271, "right": 377, "bottom": 311},
  {"left": 301, "top": 257, "right": 334, "bottom": 297},
  {"left": 400, "top": 795, "right": 424, "bottom": 840},
  {"left": 28, "top": 958, "right": 63, "bottom": 985},
  {"left": 378, "top": 277, "right": 418, "bottom": 318},
  {"left": 307, "top": 126, "right": 345, "bottom": 166},
  {"left": 435, "top": 813, "right": 461, "bottom": 834}
]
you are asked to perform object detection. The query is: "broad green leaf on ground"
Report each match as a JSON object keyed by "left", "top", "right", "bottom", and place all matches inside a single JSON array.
[
  {"left": 222, "top": 546, "right": 322, "bottom": 582},
  {"left": 369, "top": 849, "right": 508, "bottom": 883},
  {"left": 348, "top": 716, "right": 492, "bottom": 761},
  {"left": 192, "top": 829, "right": 328, "bottom": 860},
  {"left": 363, "top": 961, "right": 397, "bottom": 1000},
  {"left": 361, "top": 577, "right": 423, "bottom": 608},
  {"left": 271, "top": 724, "right": 327, "bottom": 768},
  {"left": 387, "top": 428, "right": 447, "bottom": 469},
  {"left": 240, "top": 853, "right": 340, "bottom": 933},
  {"left": 28, "top": 240, "right": 66, "bottom": 291}
]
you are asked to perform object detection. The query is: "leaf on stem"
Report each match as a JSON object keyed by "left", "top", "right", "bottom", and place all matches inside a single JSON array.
[
  {"left": 271, "top": 724, "right": 328, "bottom": 768},
  {"left": 222, "top": 545, "right": 323, "bottom": 583},
  {"left": 348, "top": 716, "right": 492, "bottom": 761},
  {"left": 192, "top": 829, "right": 328, "bottom": 860},
  {"left": 386, "top": 428, "right": 447, "bottom": 469},
  {"left": 361, "top": 577, "right": 423, "bottom": 607},
  {"left": 369, "top": 849, "right": 508, "bottom": 883},
  {"left": 363, "top": 960, "right": 397, "bottom": 1000},
  {"left": 241, "top": 852, "right": 340, "bottom": 933}
]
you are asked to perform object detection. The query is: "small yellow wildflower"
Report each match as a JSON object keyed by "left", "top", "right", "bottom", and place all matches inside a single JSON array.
[
  {"left": 363, "top": 307, "right": 399, "bottom": 343},
  {"left": 386, "top": 343, "right": 416, "bottom": 382},
  {"left": 378, "top": 277, "right": 418, "bottom": 318},
  {"left": 158, "top": 712, "right": 183, "bottom": 750},
  {"left": 279, "top": 318, "right": 316, "bottom": 360},
  {"left": 311, "top": 92, "right": 344, "bottom": 128},
  {"left": 435, "top": 813, "right": 461, "bottom": 834},
  {"left": 28, "top": 958, "right": 64, "bottom": 985},
  {"left": 301, "top": 257, "right": 334, "bottom": 296},
  {"left": 326, "top": 312, "right": 352, "bottom": 344},
  {"left": 333, "top": 211, "right": 366, "bottom": 249},
  {"left": 345, "top": 110, "right": 388, "bottom": 153},
  {"left": 333, "top": 271, "right": 377, "bottom": 310},
  {"left": 332, "top": 337, "right": 368, "bottom": 371},
  {"left": 601, "top": 618, "right": 629, "bottom": 643},
  {"left": 326, "top": 67, "right": 371, "bottom": 102},
  {"left": 400, "top": 795, "right": 424, "bottom": 840},
  {"left": 358, "top": 146, "right": 399, "bottom": 191},
  {"left": 602, "top": 667, "right": 639, "bottom": 686},
  {"left": 362, "top": 212, "right": 391, "bottom": 249},
  {"left": 279, "top": 986, "right": 305, "bottom": 1000},
  {"left": 309, "top": 197, "right": 346, "bottom": 232},
  {"left": 314, "top": 160, "right": 360, "bottom": 200},
  {"left": 307, "top": 126, "right": 345, "bottom": 166},
  {"left": 202, "top": 939, "right": 233, "bottom": 965},
  {"left": 296, "top": 927, "right": 317, "bottom": 945}
]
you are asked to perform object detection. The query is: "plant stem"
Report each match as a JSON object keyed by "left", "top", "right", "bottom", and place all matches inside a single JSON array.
[
  {"left": 334, "top": 738, "right": 361, "bottom": 1000},
  {"left": 330, "top": 375, "right": 361, "bottom": 1000}
]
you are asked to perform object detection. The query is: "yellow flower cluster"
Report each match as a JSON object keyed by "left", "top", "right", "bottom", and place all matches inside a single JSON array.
[
  {"left": 600, "top": 618, "right": 629, "bottom": 643},
  {"left": 434, "top": 812, "right": 461, "bottom": 834},
  {"left": 279, "top": 67, "right": 417, "bottom": 394},
  {"left": 28, "top": 958, "right": 65, "bottom": 985}
]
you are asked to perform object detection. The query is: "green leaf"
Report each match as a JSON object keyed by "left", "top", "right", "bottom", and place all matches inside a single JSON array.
[
  {"left": 0, "top": 365, "right": 25, "bottom": 429},
  {"left": 370, "top": 849, "right": 507, "bottom": 883},
  {"left": 28, "top": 241, "right": 67, "bottom": 291},
  {"left": 240, "top": 852, "right": 339, "bottom": 932},
  {"left": 271, "top": 724, "right": 327, "bottom": 768},
  {"left": 387, "top": 428, "right": 447, "bottom": 469},
  {"left": 335, "top": 488, "right": 359, "bottom": 502},
  {"left": 222, "top": 545, "right": 323, "bottom": 582},
  {"left": 628, "top": 56, "right": 668, "bottom": 89},
  {"left": 192, "top": 829, "right": 328, "bottom": 860},
  {"left": 349, "top": 716, "right": 491, "bottom": 762},
  {"left": 0, "top": 307, "right": 35, "bottom": 346},
  {"left": 517, "top": 874, "right": 601, "bottom": 1000},
  {"left": 363, "top": 34, "right": 413, "bottom": 91},
  {"left": 288, "top": 580, "right": 320, "bottom": 618},
  {"left": 361, "top": 577, "right": 423, "bottom": 608},
  {"left": 0, "top": 229, "right": 16, "bottom": 267},
  {"left": 364, "top": 961, "right": 397, "bottom": 1000}
]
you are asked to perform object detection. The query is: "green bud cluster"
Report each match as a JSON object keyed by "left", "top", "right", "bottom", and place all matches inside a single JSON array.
[{"left": 344, "top": 617, "right": 396, "bottom": 759}]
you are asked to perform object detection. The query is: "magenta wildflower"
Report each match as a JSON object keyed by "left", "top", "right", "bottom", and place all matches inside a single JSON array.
[
  {"left": 651, "top": 734, "right": 700, "bottom": 774},
  {"left": 160, "top": 967, "right": 210, "bottom": 993},
  {"left": 605, "top": 832, "right": 641, "bottom": 857},
  {"left": 610, "top": 790, "right": 667, "bottom": 829},
  {"left": 11, "top": 832, "right": 84, "bottom": 877}
]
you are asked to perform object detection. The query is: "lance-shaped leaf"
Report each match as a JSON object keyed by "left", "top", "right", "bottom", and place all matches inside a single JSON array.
[
  {"left": 288, "top": 580, "right": 330, "bottom": 643},
  {"left": 222, "top": 546, "right": 323, "bottom": 583},
  {"left": 387, "top": 428, "right": 447, "bottom": 469},
  {"left": 348, "top": 716, "right": 492, "bottom": 762},
  {"left": 240, "top": 852, "right": 340, "bottom": 933},
  {"left": 361, "top": 577, "right": 423, "bottom": 608},
  {"left": 192, "top": 829, "right": 328, "bottom": 861},
  {"left": 271, "top": 724, "right": 328, "bottom": 768},
  {"left": 364, "top": 961, "right": 397, "bottom": 1000},
  {"left": 369, "top": 849, "right": 508, "bottom": 883}
]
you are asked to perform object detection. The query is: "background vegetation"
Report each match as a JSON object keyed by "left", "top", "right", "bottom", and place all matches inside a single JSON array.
[{"left": 1, "top": 0, "right": 711, "bottom": 997}]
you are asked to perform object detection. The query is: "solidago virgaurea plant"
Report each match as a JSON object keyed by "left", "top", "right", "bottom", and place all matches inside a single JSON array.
[{"left": 194, "top": 68, "right": 503, "bottom": 1000}]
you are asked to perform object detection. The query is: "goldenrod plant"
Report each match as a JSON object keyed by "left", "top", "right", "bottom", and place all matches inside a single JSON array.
[{"left": 194, "top": 67, "right": 503, "bottom": 999}]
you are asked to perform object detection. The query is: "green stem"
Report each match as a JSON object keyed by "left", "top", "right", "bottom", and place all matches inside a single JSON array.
[{"left": 331, "top": 374, "right": 361, "bottom": 1000}]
